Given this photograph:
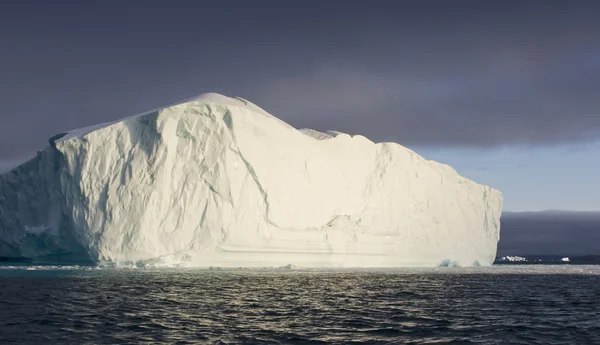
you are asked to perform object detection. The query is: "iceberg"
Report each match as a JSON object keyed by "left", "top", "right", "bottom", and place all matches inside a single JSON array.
[{"left": 0, "top": 93, "right": 502, "bottom": 267}]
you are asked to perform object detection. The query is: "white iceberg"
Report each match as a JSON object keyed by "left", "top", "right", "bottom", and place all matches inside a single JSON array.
[{"left": 0, "top": 93, "right": 502, "bottom": 267}]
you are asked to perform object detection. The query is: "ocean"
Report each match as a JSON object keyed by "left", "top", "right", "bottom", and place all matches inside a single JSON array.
[{"left": 1, "top": 265, "right": 599, "bottom": 344}]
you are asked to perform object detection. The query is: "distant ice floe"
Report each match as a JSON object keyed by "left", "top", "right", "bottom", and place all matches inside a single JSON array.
[
  {"left": 0, "top": 265, "right": 598, "bottom": 276},
  {"left": 497, "top": 256, "right": 527, "bottom": 262}
]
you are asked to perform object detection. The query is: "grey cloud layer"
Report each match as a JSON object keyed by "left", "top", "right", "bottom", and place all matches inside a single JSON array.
[
  {"left": 1, "top": 1, "right": 599, "bottom": 160},
  {"left": 257, "top": 48, "right": 600, "bottom": 147},
  {"left": 498, "top": 211, "right": 600, "bottom": 256}
]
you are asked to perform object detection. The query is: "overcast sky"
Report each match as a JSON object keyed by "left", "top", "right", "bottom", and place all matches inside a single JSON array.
[
  {"left": 0, "top": 0, "right": 599, "bottom": 212},
  {"left": 498, "top": 211, "right": 600, "bottom": 256}
]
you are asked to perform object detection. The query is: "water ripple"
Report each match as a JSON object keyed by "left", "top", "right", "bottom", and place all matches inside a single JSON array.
[{"left": 0, "top": 269, "right": 599, "bottom": 344}]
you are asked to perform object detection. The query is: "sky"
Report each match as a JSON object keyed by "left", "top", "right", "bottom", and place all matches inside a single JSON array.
[
  {"left": 0, "top": 0, "right": 599, "bottom": 213},
  {"left": 498, "top": 211, "right": 600, "bottom": 256}
]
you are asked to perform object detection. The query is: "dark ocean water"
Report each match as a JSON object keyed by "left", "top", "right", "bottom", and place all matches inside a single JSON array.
[{"left": 1, "top": 266, "right": 599, "bottom": 345}]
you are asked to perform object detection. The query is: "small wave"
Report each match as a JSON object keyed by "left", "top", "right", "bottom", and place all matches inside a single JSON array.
[
  {"left": 0, "top": 265, "right": 93, "bottom": 271},
  {"left": 0, "top": 264, "right": 599, "bottom": 276}
]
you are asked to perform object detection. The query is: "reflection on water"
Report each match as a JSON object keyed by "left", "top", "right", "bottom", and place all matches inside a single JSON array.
[{"left": 1, "top": 268, "right": 599, "bottom": 344}]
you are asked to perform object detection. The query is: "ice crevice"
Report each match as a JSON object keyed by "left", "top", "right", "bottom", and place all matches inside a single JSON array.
[{"left": 222, "top": 109, "right": 277, "bottom": 228}]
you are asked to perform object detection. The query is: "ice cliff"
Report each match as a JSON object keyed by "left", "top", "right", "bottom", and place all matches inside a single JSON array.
[{"left": 0, "top": 93, "right": 503, "bottom": 267}]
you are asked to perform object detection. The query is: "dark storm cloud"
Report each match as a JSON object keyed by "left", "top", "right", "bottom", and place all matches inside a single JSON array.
[
  {"left": 1, "top": 1, "right": 600, "bottom": 161},
  {"left": 498, "top": 211, "right": 600, "bottom": 256}
]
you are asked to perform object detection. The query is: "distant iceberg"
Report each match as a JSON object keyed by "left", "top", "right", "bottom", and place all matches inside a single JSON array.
[
  {"left": 0, "top": 93, "right": 503, "bottom": 267},
  {"left": 498, "top": 256, "right": 527, "bottom": 262}
]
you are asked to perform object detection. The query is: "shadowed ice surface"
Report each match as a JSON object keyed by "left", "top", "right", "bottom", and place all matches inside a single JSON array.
[{"left": 0, "top": 266, "right": 599, "bottom": 344}]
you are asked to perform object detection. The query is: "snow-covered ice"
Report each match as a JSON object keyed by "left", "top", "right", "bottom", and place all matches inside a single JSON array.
[{"left": 0, "top": 93, "right": 502, "bottom": 267}]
